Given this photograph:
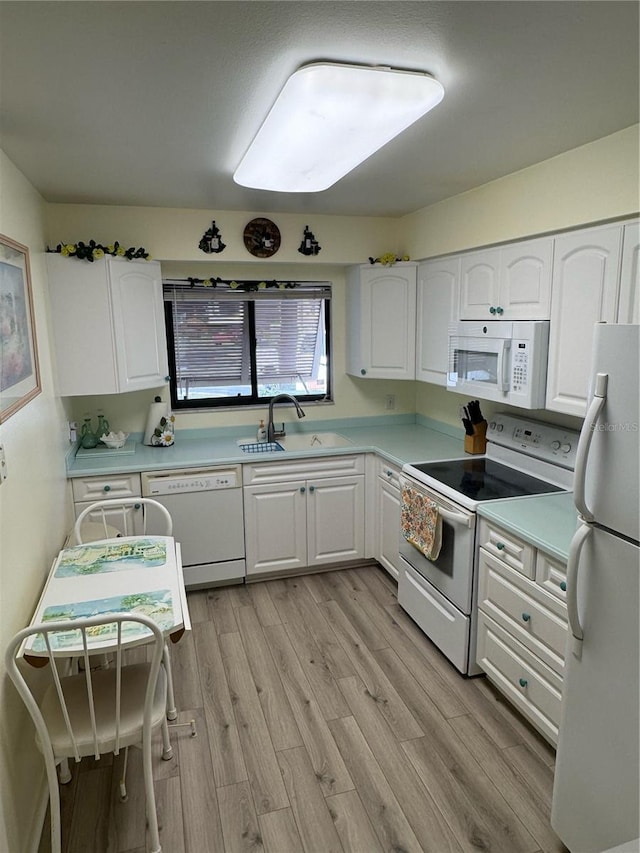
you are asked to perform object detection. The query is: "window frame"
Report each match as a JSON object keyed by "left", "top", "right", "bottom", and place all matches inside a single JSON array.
[{"left": 163, "top": 279, "right": 333, "bottom": 411}]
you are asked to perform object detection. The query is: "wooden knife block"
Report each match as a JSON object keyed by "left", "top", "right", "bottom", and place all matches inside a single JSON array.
[{"left": 464, "top": 420, "right": 488, "bottom": 455}]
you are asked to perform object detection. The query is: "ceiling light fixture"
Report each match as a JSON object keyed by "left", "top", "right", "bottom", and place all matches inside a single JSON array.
[{"left": 233, "top": 62, "right": 444, "bottom": 193}]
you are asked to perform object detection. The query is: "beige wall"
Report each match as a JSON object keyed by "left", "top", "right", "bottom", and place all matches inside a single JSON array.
[
  {"left": 45, "top": 205, "right": 402, "bottom": 266},
  {"left": 400, "top": 124, "right": 639, "bottom": 261},
  {"left": 0, "top": 152, "right": 72, "bottom": 852}
]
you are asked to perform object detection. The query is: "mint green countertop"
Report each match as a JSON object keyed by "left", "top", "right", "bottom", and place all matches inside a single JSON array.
[
  {"left": 66, "top": 416, "right": 466, "bottom": 478},
  {"left": 477, "top": 492, "right": 578, "bottom": 562}
]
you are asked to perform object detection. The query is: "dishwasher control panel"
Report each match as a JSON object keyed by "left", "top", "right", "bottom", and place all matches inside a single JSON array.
[{"left": 142, "top": 466, "right": 240, "bottom": 496}]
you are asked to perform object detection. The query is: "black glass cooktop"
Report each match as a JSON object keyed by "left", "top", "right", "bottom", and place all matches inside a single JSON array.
[{"left": 408, "top": 458, "right": 564, "bottom": 502}]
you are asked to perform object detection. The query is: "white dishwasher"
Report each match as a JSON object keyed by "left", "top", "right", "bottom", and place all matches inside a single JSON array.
[{"left": 142, "top": 466, "right": 245, "bottom": 589}]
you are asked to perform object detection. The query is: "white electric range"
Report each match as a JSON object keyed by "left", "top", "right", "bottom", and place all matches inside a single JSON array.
[{"left": 399, "top": 413, "right": 579, "bottom": 675}]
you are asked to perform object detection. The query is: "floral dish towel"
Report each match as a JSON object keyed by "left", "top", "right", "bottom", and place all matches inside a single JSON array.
[{"left": 401, "top": 485, "right": 443, "bottom": 561}]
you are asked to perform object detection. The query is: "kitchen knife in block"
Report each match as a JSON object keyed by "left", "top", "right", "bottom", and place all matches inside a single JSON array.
[{"left": 464, "top": 419, "right": 488, "bottom": 455}]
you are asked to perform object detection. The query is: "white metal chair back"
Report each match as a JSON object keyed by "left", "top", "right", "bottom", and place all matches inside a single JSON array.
[
  {"left": 73, "top": 497, "right": 173, "bottom": 544},
  {"left": 5, "top": 613, "right": 169, "bottom": 853}
]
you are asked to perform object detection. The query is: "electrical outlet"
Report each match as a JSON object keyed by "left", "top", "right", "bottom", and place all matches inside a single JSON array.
[
  {"left": 385, "top": 394, "right": 396, "bottom": 411},
  {"left": 0, "top": 444, "right": 6, "bottom": 482}
]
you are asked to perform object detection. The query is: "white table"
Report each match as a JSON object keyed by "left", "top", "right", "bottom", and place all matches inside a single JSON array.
[{"left": 23, "top": 535, "right": 190, "bottom": 663}]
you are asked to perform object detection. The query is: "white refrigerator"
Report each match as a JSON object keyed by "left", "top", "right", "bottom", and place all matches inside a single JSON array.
[{"left": 551, "top": 323, "right": 640, "bottom": 853}]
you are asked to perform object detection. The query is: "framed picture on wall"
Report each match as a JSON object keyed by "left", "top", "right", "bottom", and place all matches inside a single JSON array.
[{"left": 0, "top": 234, "right": 41, "bottom": 422}]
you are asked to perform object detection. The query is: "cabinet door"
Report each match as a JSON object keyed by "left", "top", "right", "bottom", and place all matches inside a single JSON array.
[
  {"left": 459, "top": 249, "right": 500, "bottom": 319},
  {"left": 346, "top": 265, "right": 416, "bottom": 379},
  {"left": 47, "top": 253, "right": 120, "bottom": 395},
  {"left": 618, "top": 220, "right": 640, "bottom": 324},
  {"left": 109, "top": 259, "right": 169, "bottom": 392},
  {"left": 244, "top": 481, "right": 307, "bottom": 577},
  {"left": 416, "top": 257, "right": 460, "bottom": 385},
  {"left": 73, "top": 500, "right": 145, "bottom": 538},
  {"left": 546, "top": 224, "right": 622, "bottom": 417},
  {"left": 499, "top": 237, "right": 552, "bottom": 320},
  {"left": 378, "top": 476, "right": 402, "bottom": 580},
  {"left": 307, "top": 475, "right": 365, "bottom": 567}
]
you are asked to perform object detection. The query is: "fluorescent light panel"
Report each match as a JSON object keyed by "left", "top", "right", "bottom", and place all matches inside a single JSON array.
[{"left": 233, "top": 62, "right": 444, "bottom": 193}]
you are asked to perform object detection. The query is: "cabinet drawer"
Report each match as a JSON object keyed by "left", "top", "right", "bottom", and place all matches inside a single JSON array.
[
  {"left": 480, "top": 519, "right": 535, "bottom": 578},
  {"left": 377, "top": 458, "right": 401, "bottom": 489},
  {"left": 536, "top": 551, "right": 567, "bottom": 602},
  {"left": 398, "top": 562, "right": 470, "bottom": 674},
  {"left": 477, "top": 611, "right": 562, "bottom": 746},
  {"left": 243, "top": 453, "right": 365, "bottom": 485},
  {"left": 71, "top": 473, "right": 142, "bottom": 503},
  {"left": 478, "top": 549, "right": 567, "bottom": 674}
]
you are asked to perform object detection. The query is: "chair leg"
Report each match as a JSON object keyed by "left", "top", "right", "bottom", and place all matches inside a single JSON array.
[
  {"left": 119, "top": 747, "right": 129, "bottom": 801},
  {"left": 160, "top": 718, "right": 173, "bottom": 761},
  {"left": 143, "top": 727, "right": 162, "bottom": 853},
  {"left": 163, "top": 643, "right": 177, "bottom": 721},
  {"left": 46, "top": 751, "right": 63, "bottom": 853}
]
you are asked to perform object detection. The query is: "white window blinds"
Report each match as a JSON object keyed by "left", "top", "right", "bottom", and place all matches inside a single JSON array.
[{"left": 163, "top": 282, "right": 331, "bottom": 400}]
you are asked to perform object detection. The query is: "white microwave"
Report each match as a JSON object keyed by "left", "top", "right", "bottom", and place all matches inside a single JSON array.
[{"left": 447, "top": 320, "right": 549, "bottom": 409}]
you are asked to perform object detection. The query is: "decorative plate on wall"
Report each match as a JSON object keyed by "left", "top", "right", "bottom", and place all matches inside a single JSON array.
[{"left": 243, "top": 218, "right": 281, "bottom": 258}]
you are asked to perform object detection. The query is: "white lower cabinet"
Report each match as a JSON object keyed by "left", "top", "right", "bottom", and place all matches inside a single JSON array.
[
  {"left": 243, "top": 455, "right": 366, "bottom": 578},
  {"left": 376, "top": 459, "right": 403, "bottom": 580},
  {"left": 71, "top": 473, "right": 144, "bottom": 536},
  {"left": 476, "top": 519, "right": 568, "bottom": 745}
]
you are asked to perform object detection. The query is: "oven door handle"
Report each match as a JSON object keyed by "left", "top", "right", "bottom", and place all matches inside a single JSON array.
[{"left": 438, "top": 506, "right": 473, "bottom": 528}]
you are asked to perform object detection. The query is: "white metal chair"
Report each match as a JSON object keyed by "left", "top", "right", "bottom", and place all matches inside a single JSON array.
[
  {"left": 73, "top": 497, "right": 173, "bottom": 544},
  {"left": 72, "top": 497, "right": 178, "bottom": 721},
  {"left": 5, "top": 613, "right": 172, "bottom": 853}
]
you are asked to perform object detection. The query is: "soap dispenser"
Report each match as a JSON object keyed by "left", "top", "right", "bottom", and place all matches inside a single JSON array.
[{"left": 257, "top": 419, "right": 267, "bottom": 442}]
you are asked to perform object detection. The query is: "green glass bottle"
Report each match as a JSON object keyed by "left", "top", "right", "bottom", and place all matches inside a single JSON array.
[
  {"left": 80, "top": 417, "right": 98, "bottom": 449},
  {"left": 96, "top": 410, "right": 110, "bottom": 439}
]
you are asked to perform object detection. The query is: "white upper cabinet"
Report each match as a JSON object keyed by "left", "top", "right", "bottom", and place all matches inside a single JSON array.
[
  {"left": 545, "top": 223, "right": 622, "bottom": 417},
  {"left": 618, "top": 220, "right": 640, "bottom": 324},
  {"left": 47, "top": 254, "right": 169, "bottom": 396},
  {"left": 459, "top": 237, "right": 553, "bottom": 320},
  {"left": 416, "top": 257, "right": 460, "bottom": 385},
  {"left": 346, "top": 263, "right": 417, "bottom": 380}
]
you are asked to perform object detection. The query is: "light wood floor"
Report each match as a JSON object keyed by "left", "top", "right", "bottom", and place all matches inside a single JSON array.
[{"left": 39, "top": 564, "right": 567, "bottom": 853}]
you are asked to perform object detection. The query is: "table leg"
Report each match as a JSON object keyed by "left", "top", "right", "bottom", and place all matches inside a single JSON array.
[{"left": 163, "top": 643, "right": 177, "bottom": 721}]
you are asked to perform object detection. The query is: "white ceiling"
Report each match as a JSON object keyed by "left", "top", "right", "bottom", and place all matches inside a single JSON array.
[{"left": 1, "top": 1, "right": 638, "bottom": 218}]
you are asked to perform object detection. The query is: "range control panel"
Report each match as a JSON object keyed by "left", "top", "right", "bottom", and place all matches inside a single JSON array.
[
  {"left": 487, "top": 414, "right": 580, "bottom": 469},
  {"left": 142, "top": 467, "right": 240, "bottom": 496}
]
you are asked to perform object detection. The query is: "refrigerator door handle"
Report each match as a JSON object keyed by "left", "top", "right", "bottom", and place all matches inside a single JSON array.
[
  {"left": 566, "top": 522, "right": 592, "bottom": 642},
  {"left": 573, "top": 372, "right": 608, "bottom": 522}
]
